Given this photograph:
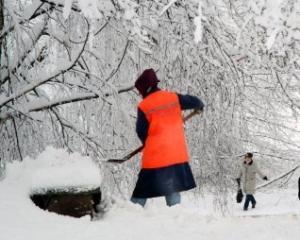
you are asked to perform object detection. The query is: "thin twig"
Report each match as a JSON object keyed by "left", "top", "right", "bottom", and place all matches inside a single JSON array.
[
  {"left": 12, "top": 117, "right": 23, "bottom": 161},
  {"left": 105, "top": 40, "right": 130, "bottom": 82}
]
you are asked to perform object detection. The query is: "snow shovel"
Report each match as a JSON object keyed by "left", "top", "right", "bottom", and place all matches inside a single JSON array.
[
  {"left": 107, "top": 109, "right": 201, "bottom": 164},
  {"left": 236, "top": 178, "right": 244, "bottom": 203}
]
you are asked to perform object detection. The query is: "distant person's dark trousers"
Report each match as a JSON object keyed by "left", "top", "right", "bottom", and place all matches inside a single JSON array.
[{"left": 244, "top": 194, "right": 256, "bottom": 210}]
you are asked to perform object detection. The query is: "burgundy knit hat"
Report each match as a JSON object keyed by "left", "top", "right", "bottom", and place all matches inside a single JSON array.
[{"left": 135, "top": 69, "right": 160, "bottom": 98}]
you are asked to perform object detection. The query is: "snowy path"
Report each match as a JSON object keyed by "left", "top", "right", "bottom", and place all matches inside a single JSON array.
[
  {"left": 1, "top": 186, "right": 300, "bottom": 240},
  {"left": 1, "top": 151, "right": 299, "bottom": 240}
]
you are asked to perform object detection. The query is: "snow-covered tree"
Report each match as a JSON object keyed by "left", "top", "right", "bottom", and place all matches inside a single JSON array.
[{"left": 1, "top": 0, "right": 300, "bottom": 201}]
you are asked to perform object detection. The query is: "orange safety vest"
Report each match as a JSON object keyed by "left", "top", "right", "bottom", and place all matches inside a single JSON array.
[{"left": 138, "top": 90, "right": 189, "bottom": 169}]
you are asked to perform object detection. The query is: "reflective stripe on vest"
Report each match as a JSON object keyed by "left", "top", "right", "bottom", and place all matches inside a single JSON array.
[{"left": 138, "top": 91, "right": 189, "bottom": 169}]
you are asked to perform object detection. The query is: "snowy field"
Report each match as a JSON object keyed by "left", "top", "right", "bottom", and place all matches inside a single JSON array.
[
  {"left": 1, "top": 188, "right": 300, "bottom": 240},
  {"left": 1, "top": 148, "right": 300, "bottom": 240}
]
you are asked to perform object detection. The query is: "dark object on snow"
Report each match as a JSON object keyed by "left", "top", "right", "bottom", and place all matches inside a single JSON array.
[
  {"left": 31, "top": 187, "right": 101, "bottom": 218},
  {"left": 236, "top": 189, "right": 244, "bottom": 203},
  {"left": 245, "top": 152, "right": 253, "bottom": 158},
  {"left": 236, "top": 178, "right": 241, "bottom": 187},
  {"left": 298, "top": 177, "right": 300, "bottom": 200},
  {"left": 236, "top": 178, "right": 244, "bottom": 203},
  {"left": 263, "top": 176, "right": 268, "bottom": 181}
]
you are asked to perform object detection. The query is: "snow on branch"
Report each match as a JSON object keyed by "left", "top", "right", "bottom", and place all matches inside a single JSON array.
[
  {"left": 27, "top": 84, "right": 135, "bottom": 112},
  {"left": 25, "top": 93, "right": 99, "bottom": 112},
  {"left": 0, "top": 84, "right": 135, "bottom": 123},
  {"left": 0, "top": 19, "right": 90, "bottom": 109},
  {"left": 159, "top": 0, "right": 178, "bottom": 16},
  {"left": 22, "top": 0, "right": 45, "bottom": 20},
  {"left": 0, "top": 1, "right": 50, "bottom": 40},
  {"left": 50, "top": 108, "right": 105, "bottom": 157},
  {"left": 40, "top": 0, "right": 81, "bottom": 13}
]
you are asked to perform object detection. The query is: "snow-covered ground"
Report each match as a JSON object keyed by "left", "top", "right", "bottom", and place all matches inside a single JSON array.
[{"left": 1, "top": 148, "right": 300, "bottom": 240}]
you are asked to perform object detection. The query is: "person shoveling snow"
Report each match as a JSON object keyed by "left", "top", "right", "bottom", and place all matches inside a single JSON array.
[{"left": 131, "top": 68, "right": 204, "bottom": 207}]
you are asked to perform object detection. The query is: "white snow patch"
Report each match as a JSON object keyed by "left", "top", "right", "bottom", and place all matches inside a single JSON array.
[
  {"left": 4, "top": 146, "right": 101, "bottom": 195},
  {"left": 78, "top": 0, "right": 101, "bottom": 18},
  {"left": 0, "top": 188, "right": 300, "bottom": 240},
  {"left": 1, "top": 158, "right": 300, "bottom": 240},
  {"left": 194, "top": 1, "right": 204, "bottom": 43},
  {"left": 22, "top": 0, "right": 43, "bottom": 20},
  {"left": 266, "top": 28, "right": 279, "bottom": 50},
  {"left": 63, "top": 0, "right": 73, "bottom": 19}
]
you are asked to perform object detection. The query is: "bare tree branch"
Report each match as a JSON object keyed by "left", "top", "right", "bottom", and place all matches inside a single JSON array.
[
  {"left": 105, "top": 40, "right": 130, "bottom": 82},
  {"left": 12, "top": 117, "right": 23, "bottom": 161},
  {"left": 257, "top": 165, "right": 300, "bottom": 190}
]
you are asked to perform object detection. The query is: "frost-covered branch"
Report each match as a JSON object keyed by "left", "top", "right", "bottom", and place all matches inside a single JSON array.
[
  {"left": 0, "top": 0, "right": 53, "bottom": 40},
  {"left": 257, "top": 165, "right": 300, "bottom": 190},
  {"left": 50, "top": 108, "right": 105, "bottom": 157},
  {"left": 159, "top": 0, "right": 178, "bottom": 16},
  {"left": 0, "top": 18, "right": 89, "bottom": 110}
]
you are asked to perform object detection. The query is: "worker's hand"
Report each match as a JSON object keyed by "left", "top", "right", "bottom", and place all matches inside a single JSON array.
[
  {"left": 263, "top": 176, "right": 268, "bottom": 181},
  {"left": 195, "top": 109, "right": 202, "bottom": 114}
]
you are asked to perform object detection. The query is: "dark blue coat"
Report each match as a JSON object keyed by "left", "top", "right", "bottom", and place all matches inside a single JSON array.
[{"left": 132, "top": 91, "right": 204, "bottom": 198}]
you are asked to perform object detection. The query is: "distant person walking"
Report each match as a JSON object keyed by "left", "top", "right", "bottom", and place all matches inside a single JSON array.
[
  {"left": 131, "top": 68, "right": 204, "bottom": 207},
  {"left": 237, "top": 153, "right": 268, "bottom": 211}
]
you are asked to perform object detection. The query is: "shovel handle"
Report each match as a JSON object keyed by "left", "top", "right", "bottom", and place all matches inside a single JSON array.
[
  {"left": 107, "top": 146, "right": 143, "bottom": 163},
  {"left": 183, "top": 109, "right": 201, "bottom": 122}
]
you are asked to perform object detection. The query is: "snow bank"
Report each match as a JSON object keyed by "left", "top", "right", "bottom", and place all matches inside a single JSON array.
[
  {"left": 0, "top": 147, "right": 300, "bottom": 240},
  {"left": 0, "top": 188, "right": 300, "bottom": 240},
  {"left": 4, "top": 146, "right": 101, "bottom": 195}
]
